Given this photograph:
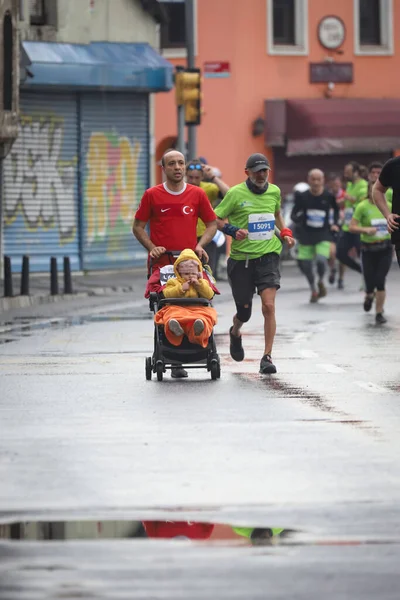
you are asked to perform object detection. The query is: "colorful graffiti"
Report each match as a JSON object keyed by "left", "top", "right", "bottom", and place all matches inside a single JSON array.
[
  {"left": 3, "top": 116, "right": 77, "bottom": 242},
  {"left": 85, "top": 131, "right": 141, "bottom": 245}
]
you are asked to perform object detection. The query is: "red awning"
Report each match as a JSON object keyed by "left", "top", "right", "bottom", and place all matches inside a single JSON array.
[{"left": 265, "top": 98, "right": 400, "bottom": 156}]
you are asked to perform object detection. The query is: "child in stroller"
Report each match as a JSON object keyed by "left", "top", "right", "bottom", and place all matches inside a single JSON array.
[
  {"left": 145, "top": 249, "right": 221, "bottom": 381},
  {"left": 155, "top": 249, "right": 217, "bottom": 348}
]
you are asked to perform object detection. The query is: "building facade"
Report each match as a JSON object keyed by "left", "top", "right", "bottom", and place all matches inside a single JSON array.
[
  {"left": 2, "top": 0, "right": 172, "bottom": 272},
  {"left": 155, "top": 0, "right": 400, "bottom": 195}
]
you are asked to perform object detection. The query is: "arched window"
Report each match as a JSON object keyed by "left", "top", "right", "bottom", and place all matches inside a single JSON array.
[{"left": 3, "top": 11, "right": 13, "bottom": 111}]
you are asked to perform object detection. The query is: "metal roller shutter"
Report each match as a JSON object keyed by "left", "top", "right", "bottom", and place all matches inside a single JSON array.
[
  {"left": 3, "top": 91, "right": 80, "bottom": 272},
  {"left": 80, "top": 92, "right": 149, "bottom": 270}
]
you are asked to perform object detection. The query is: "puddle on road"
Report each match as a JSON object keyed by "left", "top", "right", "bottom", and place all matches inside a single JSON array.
[
  {"left": 0, "top": 312, "right": 152, "bottom": 345},
  {"left": 1, "top": 519, "right": 397, "bottom": 549},
  {"left": 0, "top": 519, "right": 295, "bottom": 546}
]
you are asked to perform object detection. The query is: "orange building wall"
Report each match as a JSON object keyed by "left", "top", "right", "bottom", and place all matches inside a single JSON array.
[{"left": 155, "top": 0, "right": 400, "bottom": 186}]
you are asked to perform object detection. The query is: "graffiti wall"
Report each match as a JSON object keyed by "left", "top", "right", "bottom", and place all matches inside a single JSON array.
[
  {"left": 3, "top": 105, "right": 79, "bottom": 272},
  {"left": 85, "top": 131, "right": 141, "bottom": 244},
  {"left": 82, "top": 130, "right": 147, "bottom": 268},
  {"left": 2, "top": 92, "right": 150, "bottom": 272}
]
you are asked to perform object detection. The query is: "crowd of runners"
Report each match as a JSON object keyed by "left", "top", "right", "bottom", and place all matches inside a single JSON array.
[
  {"left": 291, "top": 158, "right": 399, "bottom": 325},
  {"left": 133, "top": 149, "right": 399, "bottom": 376}
]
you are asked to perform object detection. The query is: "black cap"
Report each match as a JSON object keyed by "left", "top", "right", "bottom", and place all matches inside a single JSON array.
[{"left": 245, "top": 153, "right": 271, "bottom": 172}]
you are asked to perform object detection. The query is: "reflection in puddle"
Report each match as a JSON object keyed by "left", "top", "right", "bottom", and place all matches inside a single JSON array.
[
  {"left": 1, "top": 520, "right": 397, "bottom": 548},
  {"left": 0, "top": 520, "right": 294, "bottom": 546}
]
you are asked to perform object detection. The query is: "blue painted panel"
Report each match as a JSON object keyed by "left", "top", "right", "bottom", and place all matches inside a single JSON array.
[
  {"left": 80, "top": 93, "right": 149, "bottom": 270},
  {"left": 3, "top": 92, "right": 80, "bottom": 273},
  {"left": 22, "top": 42, "right": 174, "bottom": 92}
]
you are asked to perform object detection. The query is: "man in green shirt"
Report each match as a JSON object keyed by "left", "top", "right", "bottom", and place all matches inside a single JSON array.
[
  {"left": 215, "top": 153, "right": 295, "bottom": 374},
  {"left": 336, "top": 162, "right": 368, "bottom": 287}
]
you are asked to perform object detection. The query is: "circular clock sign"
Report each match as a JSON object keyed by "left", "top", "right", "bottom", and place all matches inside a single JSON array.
[{"left": 318, "top": 16, "right": 346, "bottom": 50}]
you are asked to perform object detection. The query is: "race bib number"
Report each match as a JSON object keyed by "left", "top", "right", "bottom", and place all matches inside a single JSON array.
[
  {"left": 371, "top": 218, "right": 388, "bottom": 238},
  {"left": 306, "top": 209, "right": 325, "bottom": 228},
  {"left": 344, "top": 207, "right": 354, "bottom": 225},
  {"left": 159, "top": 264, "right": 175, "bottom": 284},
  {"left": 248, "top": 213, "right": 275, "bottom": 241}
]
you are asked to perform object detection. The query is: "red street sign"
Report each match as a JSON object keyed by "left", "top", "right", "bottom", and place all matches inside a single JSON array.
[{"left": 203, "top": 62, "right": 230, "bottom": 78}]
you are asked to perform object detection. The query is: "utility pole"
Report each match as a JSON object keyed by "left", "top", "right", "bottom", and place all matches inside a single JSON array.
[
  {"left": 185, "top": 0, "right": 196, "bottom": 160},
  {"left": 175, "top": 66, "right": 185, "bottom": 155}
]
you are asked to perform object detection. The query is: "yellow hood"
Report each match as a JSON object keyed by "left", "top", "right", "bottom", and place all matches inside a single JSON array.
[{"left": 173, "top": 249, "right": 203, "bottom": 282}]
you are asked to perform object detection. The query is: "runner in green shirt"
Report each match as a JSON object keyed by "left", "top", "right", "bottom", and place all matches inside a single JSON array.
[
  {"left": 349, "top": 187, "right": 392, "bottom": 324},
  {"left": 336, "top": 162, "right": 367, "bottom": 288},
  {"left": 215, "top": 153, "right": 295, "bottom": 374}
]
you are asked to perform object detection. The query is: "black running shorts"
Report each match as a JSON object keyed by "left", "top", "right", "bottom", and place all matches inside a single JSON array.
[{"left": 227, "top": 253, "right": 281, "bottom": 306}]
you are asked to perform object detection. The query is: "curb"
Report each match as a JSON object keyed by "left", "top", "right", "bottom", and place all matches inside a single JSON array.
[{"left": 0, "top": 285, "right": 138, "bottom": 313}]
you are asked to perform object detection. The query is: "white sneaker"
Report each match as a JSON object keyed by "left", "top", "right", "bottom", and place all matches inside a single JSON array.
[
  {"left": 193, "top": 319, "right": 205, "bottom": 336},
  {"left": 169, "top": 319, "right": 184, "bottom": 336}
]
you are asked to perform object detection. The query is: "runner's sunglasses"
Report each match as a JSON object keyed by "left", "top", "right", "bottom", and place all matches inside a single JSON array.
[{"left": 187, "top": 164, "right": 203, "bottom": 170}]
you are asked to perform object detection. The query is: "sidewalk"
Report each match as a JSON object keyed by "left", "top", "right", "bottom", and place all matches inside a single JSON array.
[
  {"left": 0, "top": 267, "right": 148, "bottom": 313},
  {"left": 0, "top": 259, "right": 298, "bottom": 313}
]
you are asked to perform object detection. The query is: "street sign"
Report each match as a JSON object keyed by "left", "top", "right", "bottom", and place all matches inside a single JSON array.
[
  {"left": 203, "top": 62, "right": 230, "bottom": 78},
  {"left": 310, "top": 62, "right": 353, "bottom": 84}
]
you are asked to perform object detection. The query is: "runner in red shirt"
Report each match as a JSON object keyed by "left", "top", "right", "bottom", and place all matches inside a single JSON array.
[
  {"left": 133, "top": 150, "right": 217, "bottom": 267},
  {"left": 132, "top": 149, "right": 217, "bottom": 379}
]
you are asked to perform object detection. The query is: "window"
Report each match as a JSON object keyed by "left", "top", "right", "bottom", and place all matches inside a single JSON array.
[
  {"left": 267, "top": 0, "right": 308, "bottom": 55},
  {"left": 29, "top": 0, "right": 46, "bottom": 25},
  {"left": 158, "top": 0, "right": 197, "bottom": 58},
  {"left": 360, "top": 0, "right": 381, "bottom": 44},
  {"left": 3, "top": 12, "right": 13, "bottom": 111},
  {"left": 354, "top": 0, "right": 393, "bottom": 55},
  {"left": 160, "top": 1, "right": 186, "bottom": 49},
  {"left": 273, "top": 0, "right": 295, "bottom": 45}
]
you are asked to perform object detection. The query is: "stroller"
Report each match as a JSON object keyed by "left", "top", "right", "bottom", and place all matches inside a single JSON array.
[{"left": 145, "top": 251, "right": 221, "bottom": 382}]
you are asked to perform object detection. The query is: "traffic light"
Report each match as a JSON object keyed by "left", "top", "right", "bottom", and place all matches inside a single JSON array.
[{"left": 175, "top": 68, "right": 202, "bottom": 126}]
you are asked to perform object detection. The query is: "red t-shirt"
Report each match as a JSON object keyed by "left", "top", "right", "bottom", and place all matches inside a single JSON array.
[
  {"left": 142, "top": 521, "right": 214, "bottom": 540},
  {"left": 135, "top": 183, "right": 216, "bottom": 252}
]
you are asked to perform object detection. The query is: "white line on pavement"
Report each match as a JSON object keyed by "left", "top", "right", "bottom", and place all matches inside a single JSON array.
[
  {"left": 355, "top": 381, "right": 389, "bottom": 394},
  {"left": 317, "top": 363, "right": 346, "bottom": 373},
  {"left": 298, "top": 349, "right": 318, "bottom": 359}
]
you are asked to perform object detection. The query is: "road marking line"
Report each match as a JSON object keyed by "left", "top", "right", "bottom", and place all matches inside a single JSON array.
[
  {"left": 298, "top": 349, "right": 318, "bottom": 359},
  {"left": 355, "top": 381, "right": 388, "bottom": 394},
  {"left": 293, "top": 332, "right": 311, "bottom": 342},
  {"left": 317, "top": 363, "right": 345, "bottom": 373}
]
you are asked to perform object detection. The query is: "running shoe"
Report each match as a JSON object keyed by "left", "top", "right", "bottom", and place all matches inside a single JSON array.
[
  {"left": 229, "top": 326, "right": 244, "bottom": 362},
  {"left": 171, "top": 366, "right": 188, "bottom": 378},
  {"left": 375, "top": 313, "right": 387, "bottom": 324},
  {"left": 328, "top": 269, "right": 336, "bottom": 285},
  {"left": 259, "top": 354, "right": 277, "bottom": 374},
  {"left": 310, "top": 291, "right": 319, "bottom": 303},
  {"left": 318, "top": 281, "right": 327, "bottom": 298},
  {"left": 363, "top": 295, "right": 374, "bottom": 312},
  {"left": 338, "top": 279, "right": 344, "bottom": 290}
]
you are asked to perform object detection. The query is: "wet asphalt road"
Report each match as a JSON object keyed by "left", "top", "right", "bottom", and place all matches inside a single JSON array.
[{"left": 1, "top": 264, "right": 400, "bottom": 598}]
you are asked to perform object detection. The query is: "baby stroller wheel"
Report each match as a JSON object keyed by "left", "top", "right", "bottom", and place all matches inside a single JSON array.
[
  {"left": 145, "top": 357, "right": 152, "bottom": 381},
  {"left": 210, "top": 360, "right": 219, "bottom": 381},
  {"left": 156, "top": 360, "right": 164, "bottom": 382}
]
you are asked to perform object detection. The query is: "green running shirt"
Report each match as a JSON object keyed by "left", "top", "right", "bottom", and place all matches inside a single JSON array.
[
  {"left": 353, "top": 199, "right": 392, "bottom": 244},
  {"left": 342, "top": 179, "right": 368, "bottom": 232},
  {"left": 215, "top": 182, "right": 282, "bottom": 260}
]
